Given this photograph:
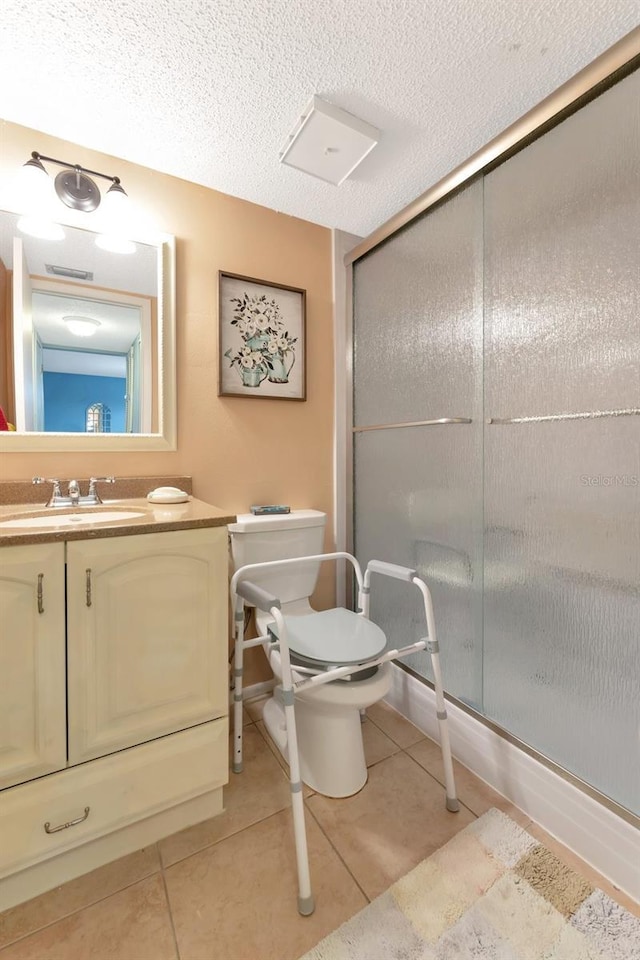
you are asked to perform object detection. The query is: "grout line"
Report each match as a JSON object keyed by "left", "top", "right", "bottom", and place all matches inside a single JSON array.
[
  {"left": 364, "top": 709, "right": 427, "bottom": 752},
  {"left": 159, "top": 800, "right": 293, "bottom": 872},
  {"left": 400, "top": 747, "right": 481, "bottom": 821},
  {"left": 162, "top": 803, "right": 312, "bottom": 871},
  {"left": 303, "top": 800, "right": 371, "bottom": 905},
  {"left": 160, "top": 861, "right": 181, "bottom": 960},
  {"left": 0, "top": 849, "right": 163, "bottom": 952}
]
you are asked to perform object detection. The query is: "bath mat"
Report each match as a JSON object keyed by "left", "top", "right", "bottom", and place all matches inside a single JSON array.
[{"left": 300, "top": 808, "right": 639, "bottom": 959}]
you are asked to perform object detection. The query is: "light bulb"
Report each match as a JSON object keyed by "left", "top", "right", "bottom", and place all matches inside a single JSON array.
[
  {"left": 17, "top": 217, "right": 65, "bottom": 241},
  {"left": 95, "top": 234, "right": 136, "bottom": 254}
]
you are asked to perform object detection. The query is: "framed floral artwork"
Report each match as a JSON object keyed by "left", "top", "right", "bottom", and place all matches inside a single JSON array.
[{"left": 218, "top": 272, "right": 306, "bottom": 400}]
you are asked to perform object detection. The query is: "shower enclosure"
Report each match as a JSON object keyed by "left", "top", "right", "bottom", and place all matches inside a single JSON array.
[{"left": 350, "top": 58, "right": 639, "bottom": 817}]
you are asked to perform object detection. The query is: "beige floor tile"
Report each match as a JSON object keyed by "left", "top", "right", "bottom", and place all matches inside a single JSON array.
[
  {"left": 159, "top": 726, "right": 293, "bottom": 867},
  {"left": 362, "top": 717, "right": 401, "bottom": 766},
  {"left": 165, "top": 807, "right": 367, "bottom": 960},
  {"left": 0, "top": 875, "right": 176, "bottom": 960},
  {"left": 366, "top": 701, "right": 426, "bottom": 748},
  {"left": 0, "top": 846, "right": 160, "bottom": 950},
  {"left": 307, "top": 751, "right": 474, "bottom": 900},
  {"left": 524, "top": 819, "right": 640, "bottom": 918},
  {"left": 407, "top": 736, "right": 530, "bottom": 825}
]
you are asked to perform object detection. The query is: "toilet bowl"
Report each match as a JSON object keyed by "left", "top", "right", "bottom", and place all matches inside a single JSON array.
[{"left": 228, "top": 510, "right": 392, "bottom": 797}]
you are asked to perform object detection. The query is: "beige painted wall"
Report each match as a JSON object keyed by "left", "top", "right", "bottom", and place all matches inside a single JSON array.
[{"left": 0, "top": 121, "right": 336, "bottom": 621}]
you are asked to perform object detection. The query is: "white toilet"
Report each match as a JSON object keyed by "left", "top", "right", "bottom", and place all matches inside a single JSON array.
[{"left": 228, "top": 509, "right": 392, "bottom": 798}]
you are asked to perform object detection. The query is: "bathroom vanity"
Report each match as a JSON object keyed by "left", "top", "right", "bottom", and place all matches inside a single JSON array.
[{"left": 0, "top": 486, "right": 235, "bottom": 911}]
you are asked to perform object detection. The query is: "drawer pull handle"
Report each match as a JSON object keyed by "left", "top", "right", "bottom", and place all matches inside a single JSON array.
[
  {"left": 37, "top": 573, "right": 44, "bottom": 614},
  {"left": 44, "top": 806, "right": 90, "bottom": 834},
  {"left": 86, "top": 568, "right": 92, "bottom": 607}
]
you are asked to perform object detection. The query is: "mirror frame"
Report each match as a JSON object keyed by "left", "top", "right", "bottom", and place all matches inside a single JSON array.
[{"left": 0, "top": 229, "right": 176, "bottom": 452}]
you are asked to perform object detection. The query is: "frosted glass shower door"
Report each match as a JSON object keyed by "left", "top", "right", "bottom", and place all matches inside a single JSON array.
[
  {"left": 353, "top": 181, "right": 483, "bottom": 708},
  {"left": 483, "top": 71, "right": 640, "bottom": 813}
]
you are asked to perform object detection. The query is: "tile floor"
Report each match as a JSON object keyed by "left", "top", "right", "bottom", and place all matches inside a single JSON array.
[{"left": 0, "top": 699, "right": 637, "bottom": 959}]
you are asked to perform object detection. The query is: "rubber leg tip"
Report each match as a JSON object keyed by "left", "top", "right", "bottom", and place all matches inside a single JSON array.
[
  {"left": 446, "top": 796, "right": 460, "bottom": 813},
  {"left": 298, "top": 894, "right": 315, "bottom": 916},
  {"left": 232, "top": 762, "right": 244, "bottom": 774}
]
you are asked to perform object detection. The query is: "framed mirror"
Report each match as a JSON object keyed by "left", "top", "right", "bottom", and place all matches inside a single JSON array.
[{"left": 0, "top": 211, "right": 175, "bottom": 451}]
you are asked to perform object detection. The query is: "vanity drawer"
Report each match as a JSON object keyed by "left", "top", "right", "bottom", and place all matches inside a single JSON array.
[{"left": 0, "top": 718, "right": 228, "bottom": 879}]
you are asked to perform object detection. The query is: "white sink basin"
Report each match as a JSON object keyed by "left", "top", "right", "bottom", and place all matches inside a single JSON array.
[{"left": 0, "top": 510, "right": 147, "bottom": 530}]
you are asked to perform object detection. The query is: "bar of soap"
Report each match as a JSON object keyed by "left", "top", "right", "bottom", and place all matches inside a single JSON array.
[{"left": 147, "top": 487, "right": 190, "bottom": 504}]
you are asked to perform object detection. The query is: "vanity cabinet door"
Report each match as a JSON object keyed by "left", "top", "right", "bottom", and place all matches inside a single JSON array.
[
  {"left": 66, "top": 527, "right": 228, "bottom": 764},
  {"left": 0, "top": 543, "right": 66, "bottom": 789}
]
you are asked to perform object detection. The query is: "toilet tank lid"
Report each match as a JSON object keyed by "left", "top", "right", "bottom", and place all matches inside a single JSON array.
[{"left": 228, "top": 509, "right": 326, "bottom": 534}]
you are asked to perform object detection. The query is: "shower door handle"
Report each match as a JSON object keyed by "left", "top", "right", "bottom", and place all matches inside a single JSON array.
[
  {"left": 353, "top": 417, "right": 472, "bottom": 433},
  {"left": 487, "top": 408, "right": 640, "bottom": 425}
]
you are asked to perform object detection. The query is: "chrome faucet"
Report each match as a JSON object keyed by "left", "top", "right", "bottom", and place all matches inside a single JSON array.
[
  {"left": 33, "top": 476, "right": 115, "bottom": 507},
  {"left": 68, "top": 479, "right": 81, "bottom": 505}
]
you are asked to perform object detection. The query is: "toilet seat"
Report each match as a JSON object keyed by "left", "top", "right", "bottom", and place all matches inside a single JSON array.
[{"left": 268, "top": 607, "right": 387, "bottom": 673}]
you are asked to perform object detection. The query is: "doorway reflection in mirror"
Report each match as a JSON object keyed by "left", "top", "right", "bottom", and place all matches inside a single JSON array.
[{"left": 0, "top": 209, "right": 158, "bottom": 435}]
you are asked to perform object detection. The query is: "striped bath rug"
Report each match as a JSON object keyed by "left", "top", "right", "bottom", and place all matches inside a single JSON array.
[{"left": 300, "top": 808, "right": 639, "bottom": 959}]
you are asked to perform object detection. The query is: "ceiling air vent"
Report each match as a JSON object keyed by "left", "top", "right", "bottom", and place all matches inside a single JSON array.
[
  {"left": 45, "top": 263, "right": 94, "bottom": 281},
  {"left": 280, "top": 96, "right": 379, "bottom": 185}
]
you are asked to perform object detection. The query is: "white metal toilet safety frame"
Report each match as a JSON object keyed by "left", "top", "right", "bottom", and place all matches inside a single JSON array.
[{"left": 230, "top": 552, "right": 459, "bottom": 917}]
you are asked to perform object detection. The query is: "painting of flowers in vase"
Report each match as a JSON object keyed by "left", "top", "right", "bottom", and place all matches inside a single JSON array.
[{"left": 218, "top": 272, "right": 306, "bottom": 400}]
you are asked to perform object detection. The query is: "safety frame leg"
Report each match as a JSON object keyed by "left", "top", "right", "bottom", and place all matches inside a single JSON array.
[
  {"left": 429, "top": 647, "right": 459, "bottom": 812},
  {"left": 273, "top": 607, "right": 315, "bottom": 916}
]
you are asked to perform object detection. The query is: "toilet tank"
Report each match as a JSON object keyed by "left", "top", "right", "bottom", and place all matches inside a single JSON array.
[{"left": 228, "top": 509, "right": 326, "bottom": 604}]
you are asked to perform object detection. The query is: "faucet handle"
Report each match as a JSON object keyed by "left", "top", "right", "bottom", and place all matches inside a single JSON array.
[
  {"left": 33, "top": 476, "right": 61, "bottom": 493},
  {"left": 88, "top": 476, "right": 115, "bottom": 504},
  {"left": 32, "top": 477, "right": 62, "bottom": 505}
]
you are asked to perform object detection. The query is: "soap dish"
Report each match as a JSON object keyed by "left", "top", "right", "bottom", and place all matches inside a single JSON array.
[{"left": 147, "top": 487, "right": 190, "bottom": 504}]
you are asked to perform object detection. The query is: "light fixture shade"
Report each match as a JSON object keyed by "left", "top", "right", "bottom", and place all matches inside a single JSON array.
[
  {"left": 63, "top": 316, "right": 101, "bottom": 337},
  {"left": 16, "top": 155, "right": 51, "bottom": 211},
  {"left": 22, "top": 155, "right": 48, "bottom": 181},
  {"left": 106, "top": 180, "right": 127, "bottom": 200},
  {"left": 102, "top": 180, "right": 129, "bottom": 215}
]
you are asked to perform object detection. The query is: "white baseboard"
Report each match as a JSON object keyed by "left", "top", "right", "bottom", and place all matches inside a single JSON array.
[
  {"left": 385, "top": 664, "right": 640, "bottom": 902},
  {"left": 239, "top": 679, "right": 275, "bottom": 701}
]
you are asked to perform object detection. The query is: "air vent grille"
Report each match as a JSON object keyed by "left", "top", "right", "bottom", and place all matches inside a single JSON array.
[{"left": 45, "top": 264, "right": 94, "bottom": 281}]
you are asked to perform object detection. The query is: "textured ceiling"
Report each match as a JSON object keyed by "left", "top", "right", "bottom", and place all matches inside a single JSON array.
[{"left": 1, "top": 1, "right": 638, "bottom": 235}]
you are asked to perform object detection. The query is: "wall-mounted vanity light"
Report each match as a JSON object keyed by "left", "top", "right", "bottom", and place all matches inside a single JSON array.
[
  {"left": 16, "top": 151, "right": 133, "bottom": 249},
  {"left": 21, "top": 151, "right": 128, "bottom": 214}
]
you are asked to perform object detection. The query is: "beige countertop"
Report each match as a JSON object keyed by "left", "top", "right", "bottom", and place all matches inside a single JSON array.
[{"left": 0, "top": 497, "right": 236, "bottom": 547}]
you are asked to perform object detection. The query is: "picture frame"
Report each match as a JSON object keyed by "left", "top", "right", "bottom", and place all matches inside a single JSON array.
[{"left": 218, "top": 271, "right": 306, "bottom": 400}]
